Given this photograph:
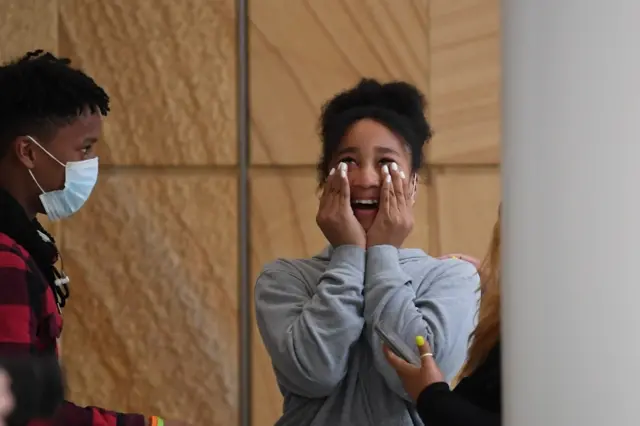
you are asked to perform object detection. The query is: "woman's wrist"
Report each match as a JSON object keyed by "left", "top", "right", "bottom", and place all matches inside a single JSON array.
[{"left": 416, "top": 381, "right": 450, "bottom": 405}]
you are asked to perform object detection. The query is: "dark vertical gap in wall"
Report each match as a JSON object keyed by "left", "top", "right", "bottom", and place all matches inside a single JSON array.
[{"left": 236, "top": 0, "right": 251, "bottom": 423}]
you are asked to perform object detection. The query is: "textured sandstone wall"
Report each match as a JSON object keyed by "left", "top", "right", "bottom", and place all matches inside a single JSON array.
[
  {"left": 1, "top": 0, "right": 238, "bottom": 425},
  {"left": 0, "top": 0, "right": 501, "bottom": 425}
]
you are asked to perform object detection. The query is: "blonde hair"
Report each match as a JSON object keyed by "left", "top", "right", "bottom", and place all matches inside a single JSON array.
[{"left": 457, "top": 212, "right": 501, "bottom": 380}]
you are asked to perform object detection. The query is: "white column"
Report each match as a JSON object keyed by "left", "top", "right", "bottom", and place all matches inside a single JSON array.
[{"left": 502, "top": 1, "right": 640, "bottom": 425}]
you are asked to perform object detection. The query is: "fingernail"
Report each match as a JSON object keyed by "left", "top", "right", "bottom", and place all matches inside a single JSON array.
[
  {"left": 416, "top": 336, "right": 425, "bottom": 347},
  {"left": 390, "top": 162, "right": 398, "bottom": 171},
  {"left": 329, "top": 168, "right": 335, "bottom": 176},
  {"left": 386, "top": 174, "right": 391, "bottom": 183},
  {"left": 382, "top": 165, "right": 389, "bottom": 174},
  {"left": 340, "top": 169, "right": 346, "bottom": 178},
  {"left": 339, "top": 162, "right": 347, "bottom": 171},
  {"left": 399, "top": 171, "right": 406, "bottom": 179}
]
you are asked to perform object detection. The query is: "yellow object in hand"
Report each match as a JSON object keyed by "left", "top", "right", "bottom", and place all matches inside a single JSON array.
[{"left": 415, "top": 336, "right": 425, "bottom": 347}]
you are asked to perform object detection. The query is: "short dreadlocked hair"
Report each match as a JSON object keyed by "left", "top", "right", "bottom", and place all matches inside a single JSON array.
[
  {"left": 0, "top": 49, "right": 110, "bottom": 160},
  {"left": 317, "top": 78, "right": 433, "bottom": 185}
]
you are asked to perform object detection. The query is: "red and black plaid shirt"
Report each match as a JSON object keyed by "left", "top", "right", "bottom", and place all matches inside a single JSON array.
[{"left": 0, "top": 232, "right": 146, "bottom": 426}]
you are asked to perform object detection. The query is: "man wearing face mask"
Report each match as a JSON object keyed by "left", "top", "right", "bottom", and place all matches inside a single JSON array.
[{"left": 0, "top": 50, "right": 188, "bottom": 426}]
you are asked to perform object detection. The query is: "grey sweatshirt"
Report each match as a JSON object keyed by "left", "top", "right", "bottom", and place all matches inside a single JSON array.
[{"left": 254, "top": 244, "right": 480, "bottom": 426}]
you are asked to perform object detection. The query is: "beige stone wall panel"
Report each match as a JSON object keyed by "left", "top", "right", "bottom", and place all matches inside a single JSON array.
[
  {"left": 250, "top": 0, "right": 429, "bottom": 166},
  {"left": 59, "top": 173, "right": 238, "bottom": 426},
  {"left": 429, "top": 0, "right": 501, "bottom": 165},
  {"left": 432, "top": 167, "right": 501, "bottom": 259},
  {"left": 0, "top": 0, "right": 58, "bottom": 61},
  {"left": 58, "top": 0, "right": 237, "bottom": 166}
]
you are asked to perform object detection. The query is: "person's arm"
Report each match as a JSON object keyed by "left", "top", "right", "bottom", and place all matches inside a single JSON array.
[
  {"left": 254, "top": 246, "right": 366, "bottom": 398},
  {"left": 363, "top": 246, "right": 479, "bottom": 399},
  {"left": 43, "top": 403, "right": 146, "bottom": 426},
  {"left": 0, "top": 246, "right": 147, "bottom": 426},
  {"left": 415, "top": 383, "right": 500, "bottom": 426}
]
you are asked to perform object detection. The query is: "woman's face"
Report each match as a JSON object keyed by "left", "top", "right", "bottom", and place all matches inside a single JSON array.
[{"left": 330, "top": 118, "right": 415, "bottom": 231}]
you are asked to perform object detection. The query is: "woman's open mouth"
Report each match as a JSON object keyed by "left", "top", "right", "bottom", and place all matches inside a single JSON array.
[{"left": 351, "top": 199, "right": 379, "bottom": 211}]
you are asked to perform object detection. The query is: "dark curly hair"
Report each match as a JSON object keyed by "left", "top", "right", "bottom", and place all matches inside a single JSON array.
[
  {"left": 0, "top": 49, "right": 110, "bottom": 160},
  {"left": 317, "top": 78, "right": 433, "bottom": 184}
]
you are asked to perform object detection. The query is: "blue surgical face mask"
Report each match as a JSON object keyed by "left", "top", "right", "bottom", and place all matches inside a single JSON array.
[{"left": 26, "top": 136, "right": 99, "bottom": 221}]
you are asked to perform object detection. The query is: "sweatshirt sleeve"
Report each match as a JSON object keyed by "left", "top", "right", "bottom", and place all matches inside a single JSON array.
[
  {"left": 416, "top": 382, "right": 501, "bottom": 426},
  {"left": 363, "top": 245, "right": 479, "bottom": 400},
  {"left": 254, "top": 245, "right": 366, "bottom": 398}
]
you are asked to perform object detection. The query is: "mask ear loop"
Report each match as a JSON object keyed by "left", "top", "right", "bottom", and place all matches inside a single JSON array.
[
  {"left": 26, "top": 136, "right": 65, "bottom": 167},
  {"left": 26, "top": 136, "right": 67, "bottom": 196},
  {"left": 28, "top": 170, "right": 47, "bottom": 194}
]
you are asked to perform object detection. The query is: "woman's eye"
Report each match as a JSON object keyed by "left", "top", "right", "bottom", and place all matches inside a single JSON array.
[
  {"left": 341, "top": 157, "right": 356, "bottom": 164},
  {"left": 379, "top": 158, "right": 395, "bottom": 165}
]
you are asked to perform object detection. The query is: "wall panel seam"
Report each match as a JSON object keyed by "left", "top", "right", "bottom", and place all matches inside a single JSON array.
[{"left": 237, "top": 0, "right": 251, "bottom": 424}]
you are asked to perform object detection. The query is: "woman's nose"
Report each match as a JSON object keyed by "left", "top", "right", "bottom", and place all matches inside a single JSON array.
[{"left": 350, "top": 165, "right": 380, "bottom": 188}]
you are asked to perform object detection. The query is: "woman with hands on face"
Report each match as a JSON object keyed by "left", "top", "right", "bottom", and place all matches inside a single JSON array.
[
  {"left": 254, "top": 78, "right": 480, "bottom": 426},
  {"left": 316, "top": 157, "right": 415, "bottom": 251},
  {"left": 385, "top": 216, "right": 502, "bottom": 426}
]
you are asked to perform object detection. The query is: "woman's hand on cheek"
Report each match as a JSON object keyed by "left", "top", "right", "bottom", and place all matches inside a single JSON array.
[
  {"left": 316, "top": 162, "right": 367, "bottom": 249},
  {"left": 366, "top": 162, "right": 413, "bottom": 248}
]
